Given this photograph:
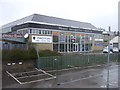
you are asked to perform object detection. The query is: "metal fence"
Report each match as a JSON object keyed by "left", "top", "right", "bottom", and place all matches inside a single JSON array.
[{"left": 36, "top": 54, "right": 119, "bottom": 70}]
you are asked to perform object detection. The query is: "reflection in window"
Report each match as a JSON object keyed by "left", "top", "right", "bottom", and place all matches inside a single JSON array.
[
  {"left": 53, "top": 35, "right": 59, "bottom": 42},
  {"left": 45, "top": 30, "right": 47, "bottom": 34},
  {"left": 60, "top": 44, "right": 64, "bottom": 52},
  {"left": 53, "top": 44, "right": 58, "bottom": 51},
  {"left": 30, "top": 29, "right": 32, "bottom": 34},
  {"left": 39, "top": 30, "right": 41, "bottom": 34},
  {"left": 76, "top": 36, "right": 80, "bottom": 43},
  {"left": 48, "top": 31, "right": 52, "bottom": 34}
]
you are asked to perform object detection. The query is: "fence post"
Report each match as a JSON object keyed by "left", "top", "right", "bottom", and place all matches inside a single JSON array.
[{"left": 88, "top": 54, "right": 90, "bottom": 64}]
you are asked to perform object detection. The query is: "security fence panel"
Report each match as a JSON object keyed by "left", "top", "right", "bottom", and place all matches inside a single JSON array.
[
  {"left": 36, "top": 54, "right": 120, "bottom": 70},
  {"left": 118, "top": 54, "right": 120, "bottom": 62},
  {"left": 109, "top": 54, "right": 118, "bottom": 62}
]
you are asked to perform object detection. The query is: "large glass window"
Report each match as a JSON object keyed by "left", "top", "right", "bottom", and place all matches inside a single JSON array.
[
  {"left": 60, "top": 44, "right": 64, "bottom": 52},
  {"left": 53, "top": 35, "right": 59, "bottom": 42},
  {"left": 53, "top": 44, "right": 58, "bottom": 51},
  {"left": 76, "top": 36, "right": 80, "bottom": 43},
  {"left": 60, "top": 33, "right": 65, "bottom": 43}
]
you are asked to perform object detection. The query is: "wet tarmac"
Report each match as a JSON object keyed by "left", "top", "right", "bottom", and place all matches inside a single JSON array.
[{"left": 2, "top": 62, "right": 120, "bottom": 88}]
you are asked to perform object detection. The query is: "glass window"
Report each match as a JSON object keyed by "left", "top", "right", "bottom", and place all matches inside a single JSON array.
[
  {"left": 60, "top": 44, "right": 64, "bottom": 52},
  {"left": 42, "top": 30, "right": 45, "bottom": 34},
  {"left": 17, "top": 31, "right": 22, "bottom": 34},
  {"left": 82, "top": 44, "right": 84, "bottom": 51},
  {"left": 23, "top": 30, "right": 26, "bottom": 34},
  {"left": 76, "top": 36, "right": 80, "bottom": 43},
  {"left": 36, "top": 30, "right": 39, "bottom": 34},
  {"left": 48, "top": 31, "right": 52, "bottom": 34},
  {"left": 30, "top": 29, "right": 32, "bottom": 34},
  {"left": 45, "top": 30, "right": 47, "bottom": 34},
  {"left": 53, "top": 35, "right": 59, "bottom": 42},
  {"left": 60, "top": 33, "right": 65, "bottom": 43},
  {"left": 39, "top": 30, "right": 41, "bottom": 34},
  {"left": 53, "top": 44, "right": 58, "bottom": 51},
  {"left": 32, "top": 29, "right": 36, "bottom": 34},
  {"left": 85, "top": 44, "right": 89, "bottom": 51}
]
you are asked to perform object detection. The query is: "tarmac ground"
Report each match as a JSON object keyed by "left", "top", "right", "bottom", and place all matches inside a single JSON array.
[{"left": 1, "top": 62, "right": 120, "bottom": 89}]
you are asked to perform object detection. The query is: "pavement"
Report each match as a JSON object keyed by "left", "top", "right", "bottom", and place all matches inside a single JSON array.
[
  {"left": 1, "top": 62, "right": 120, "bottom": 89},
  {"left": 0, "top": 60, "right": 2, "bottom": 90}
]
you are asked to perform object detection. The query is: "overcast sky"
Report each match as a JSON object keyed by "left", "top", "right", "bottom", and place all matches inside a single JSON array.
[{"left": 0, "top": 0, "right": 119, "bottom": 31}]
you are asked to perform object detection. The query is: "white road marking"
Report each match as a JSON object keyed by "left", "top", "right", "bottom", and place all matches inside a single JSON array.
[
  {"left": 12, "top": 70, "right": 38, "bottom": 76},
  {"left": 38, "top": 69, "right": 56, "bottom": 77},
  {"left": 16, "top": 73, "right": 46, "bottom": 79},
  {"left": 21, "top": 77, "right": 56, "bottom": 85},
  {"left": 7, "top": 69, "right": 56, "bottom": 85},
  {"left": 6, "top": 71, "right": 22, "bottom": 84}
]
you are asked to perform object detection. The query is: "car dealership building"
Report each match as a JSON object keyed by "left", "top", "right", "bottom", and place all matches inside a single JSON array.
[{"left": 1, "top": 14, "right": 109, "bottom": 53}]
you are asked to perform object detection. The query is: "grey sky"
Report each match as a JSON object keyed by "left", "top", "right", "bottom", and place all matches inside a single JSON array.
[{"left": 0, "top": 0, "right": 119, "bottom": 31}]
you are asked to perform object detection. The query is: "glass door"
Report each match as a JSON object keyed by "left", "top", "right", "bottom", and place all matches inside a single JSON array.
[{"left": 73, "top": 43, "right": 78, "bottom": 52}]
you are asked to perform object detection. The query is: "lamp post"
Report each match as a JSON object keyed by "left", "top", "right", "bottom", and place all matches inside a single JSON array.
[{"left": 102, "top": 27, "right": 111, "bottom": 90}]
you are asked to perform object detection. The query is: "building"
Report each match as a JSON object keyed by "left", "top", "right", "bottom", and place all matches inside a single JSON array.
[
  {"left": 110, "top": 36, "right": 120, "bottom": 49},
  {"left": 118, "top": 1, "right": 120, "bottom": 31},
  {"left": 1, "top": 14, "right": 107, "bottom": 53},
  {"left": 118, "top": 1, "right": 120, "bottom": 50}
]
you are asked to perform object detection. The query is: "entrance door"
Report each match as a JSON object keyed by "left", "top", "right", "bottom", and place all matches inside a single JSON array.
[{"left": 73, "top": 43, "right": 78, "bottom": 52}]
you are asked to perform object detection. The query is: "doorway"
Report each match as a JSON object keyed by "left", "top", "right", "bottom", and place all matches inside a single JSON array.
[{"left": 73, "top": 43, "right": 78, "bottom": 52}]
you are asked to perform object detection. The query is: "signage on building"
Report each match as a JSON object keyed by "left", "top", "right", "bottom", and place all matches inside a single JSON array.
[
  {"left": 94, "top": 43, "right": 103, "bottom": 45},
  {"left": 76, "top": 33, "right": 82, "bottom": 36},
  {"left": 32, "top": 36, "right": 52, "bottom": 43},
  {"left": 65, "top": 33, "right": 71, "bottom": 35},
  {"left": 53, "top": 32, "right": 59, "bottom": 35},
  {"left": 94, "top": 39, "right": 103, "bottom": 41},
  {"left": 2, "top": 34, "right": 22, "bottom": 38}
]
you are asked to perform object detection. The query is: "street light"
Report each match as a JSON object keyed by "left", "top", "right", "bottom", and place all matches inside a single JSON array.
[{"left": 102, "top": 28, "right": 111, "bottom": 90}]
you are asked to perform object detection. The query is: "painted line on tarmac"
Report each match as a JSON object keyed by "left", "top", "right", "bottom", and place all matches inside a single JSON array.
[
  {"left": 16, "top": 73, "right": 46, "bottom": 79},
  {"left": 7, "top": 69, "right": 56, "bottom": 85},
  {"left": 12, "top": 69, "right": 38, "bottom": 76},
  {"left": 6, "top": 71, "right": 22, "bottom": 84},
  {"left": 21, "top": 77, "right": 56, "bottom": 85},
  {"left": 35, "top": 68, "right": 56, "bottom": 78}
]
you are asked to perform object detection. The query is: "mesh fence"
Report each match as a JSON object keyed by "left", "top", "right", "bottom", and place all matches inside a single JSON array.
[{"left": 36, "top": 54, "right": 119, "bottom": 70}]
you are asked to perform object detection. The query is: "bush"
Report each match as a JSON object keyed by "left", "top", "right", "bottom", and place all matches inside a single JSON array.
[
  {"left": 39, "top": 50, "right": 63, "bottom": 57},
  {"left": 2, "top": 48, "right": 62, "bottom": 61},
  {"left": 27, "top": 47, "right": 37, "bottom": 60},
  {"left": 2, "top": 47, "right": 37, "bottom": 62}
]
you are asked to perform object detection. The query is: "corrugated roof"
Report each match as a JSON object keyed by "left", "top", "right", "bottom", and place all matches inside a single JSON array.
[
  {"left": 2, "top": 13, "right": 97, "bottom": 30},
  {"left": 32, "top": 14, "right": 97, "bottom": 29},
  {"left": 1, "top": 14, "right": 34, "bottom": 28}
]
